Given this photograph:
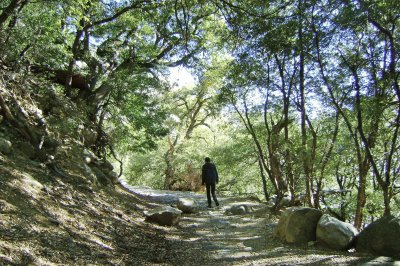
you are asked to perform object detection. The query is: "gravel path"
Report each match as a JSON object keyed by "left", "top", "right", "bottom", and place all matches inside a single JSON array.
[{"left": 120, "top": 180, "right": 392, "bottom": 265}]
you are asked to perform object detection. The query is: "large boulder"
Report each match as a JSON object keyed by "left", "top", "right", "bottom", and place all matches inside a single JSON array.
[
  {"left": 278, "top": 196, "right": 292, "bottom": 208},
  {"left": 355, "top": 215, "right": 400, "bottom": 258},
  {"left": 275, "top": 207, "right": 323, "bottom": 243},
  {"left": 145, "top": 206, "right": 182, "bottom": 226},
  {"left": 177, "top": 198, "right": 199, "bottom": 214},
  {"left": 316, "top": 214, "right": 358, "bottom": 250},
  {"left": 97, "top": 159, "right": 114, "bottom": 175}
]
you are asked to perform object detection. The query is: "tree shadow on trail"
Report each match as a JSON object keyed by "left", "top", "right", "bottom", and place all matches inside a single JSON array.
[{"left": 174, "top": 199, "right": 376, "bottom": 265}]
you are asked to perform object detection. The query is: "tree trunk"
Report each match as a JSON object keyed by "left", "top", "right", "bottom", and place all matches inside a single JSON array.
[
  {"left": 297, "top": 0, "right": 313, "bottom": 207},
  {"left": 382, "top": 185, "right": 391, "bottom": 216},
  {"left": 275, "top": 55, "right": 296, "bottom": 203},
  {"left": 164, "top": 135, "right": 178, "bottom": 190},
  {"left": 258, "top": 155, "right": 269, "bottom": 201},
  {"left": 0, "top": 0, "right": 28, "bottom": 28},
  {"left": 232, "top": 95, "right": 279, "bottom": 195},
  {"left": 314, "top": 113, "right": 339, "bottom": 210},
  {"left": 354, "top": 158, "right": 369, "bottom": 229},
  {"left": 267, "top": 119, "right": 289, "bottom": 196}
]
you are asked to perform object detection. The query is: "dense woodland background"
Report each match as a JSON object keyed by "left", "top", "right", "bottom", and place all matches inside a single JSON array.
[{"left": 1, "top": 0, "right": 399, "bottom": 230}]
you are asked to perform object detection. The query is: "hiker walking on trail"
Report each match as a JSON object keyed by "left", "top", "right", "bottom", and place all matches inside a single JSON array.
[{"left": 201, "top": 157, "right": 219, "bottom": 208}]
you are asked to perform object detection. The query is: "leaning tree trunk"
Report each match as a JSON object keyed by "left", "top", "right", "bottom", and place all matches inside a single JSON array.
[
  {"left": 164, "top": 135, "right": 178, "bottom": 190},
  {"left": 275, "top": 54, "right": 296, "bottom": 204},
  {"left": 354, "top": 158, "right": 369, "bottom": 229},
  {"left": 297, "top": 0, "right": 314, "bottom": 207},
  {"left": 257, "top": 155, "right": 269, "bottom": 201}
]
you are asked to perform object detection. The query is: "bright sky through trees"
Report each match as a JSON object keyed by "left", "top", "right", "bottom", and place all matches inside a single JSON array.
[{"left": 168, "top": 66, "right": 196, "bottom": 88}]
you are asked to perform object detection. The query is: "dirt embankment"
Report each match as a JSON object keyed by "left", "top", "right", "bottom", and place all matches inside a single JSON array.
[{"left": 0, "top": 141, "right": 212, "bottom": 265}]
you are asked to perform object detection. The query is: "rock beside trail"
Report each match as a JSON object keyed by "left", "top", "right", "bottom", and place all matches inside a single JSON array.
[
  {"left": 275, "top": 207, "right": 323, "bottom": 243},
  {"left": 277, "top": 196, "right": 292, "bottom": 207},
  {"left": 0, "top": 138, "right": 12, "bottom": 155},
  {"left": 145, "top": 206, "right": 182, "bottom": 226},
  {"left": 177, "top": 198, "right": 199, "bottom": 213},
  {"left": 355, "top": 215, "right": 400, "bottom": 258},
  {"left": 83, "top": 148, "right": 118, "bottom": 185},
  {"left": 317, "top": 214, "right": 358, "bottom": 250},
  {"left": 226, "top": 204, "right": 254, "bottom": 215}
]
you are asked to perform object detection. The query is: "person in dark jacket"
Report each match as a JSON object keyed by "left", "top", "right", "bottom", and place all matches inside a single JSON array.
[{"left": 201, "top": 157, "right": 219, "bottom": 208}]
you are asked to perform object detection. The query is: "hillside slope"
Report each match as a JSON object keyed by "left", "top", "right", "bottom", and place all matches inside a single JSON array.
[
  {"left": 0, "top": 135, "right": 212, "bottom": 265},
  {"left": 0, "top": 74, "right": 212, "bottom": 265}
]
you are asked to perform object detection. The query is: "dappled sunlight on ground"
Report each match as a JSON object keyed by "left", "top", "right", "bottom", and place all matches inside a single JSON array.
[
  {"left": 0, "top": 150, "right": 214, "bottom": 265},
  {"left": 0, "top": 156, "right": 393, "bottom": 265},
  {"left": 128, "top": 184, "right": 385, "bottom": 265}
]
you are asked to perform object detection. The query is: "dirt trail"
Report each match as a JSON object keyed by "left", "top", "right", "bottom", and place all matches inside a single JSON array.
[{"left": 121, "top": 182, "right": 382, "bottom": 265}]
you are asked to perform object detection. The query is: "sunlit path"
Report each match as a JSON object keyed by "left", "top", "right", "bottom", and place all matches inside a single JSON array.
[
  {"left": 120, "top": 180, "right": 383, "bottom": 265},
  {"left": 119, "top": 179, "right": 205, "bottom": 205}
]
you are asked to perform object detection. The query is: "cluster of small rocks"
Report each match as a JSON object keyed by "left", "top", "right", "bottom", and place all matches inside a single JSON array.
[
  {"left": 145, "top": 198, "right": 199, "bottom": 226},
  {"left": 145, "top": 198, "right": 270, "bottom": 226}
]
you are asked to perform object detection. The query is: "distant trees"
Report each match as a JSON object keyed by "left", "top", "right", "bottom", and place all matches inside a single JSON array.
[{"left": 162, "top": 57, "right": 228, "bottom": 189}]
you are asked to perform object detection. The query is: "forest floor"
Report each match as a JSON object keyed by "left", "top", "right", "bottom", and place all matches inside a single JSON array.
[{"left": 0, "top": 144, "right": 396, "bottom": 265}]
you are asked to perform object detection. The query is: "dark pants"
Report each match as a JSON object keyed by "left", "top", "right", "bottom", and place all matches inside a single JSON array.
[{"left": 205, "top": 183, "right": 219, "bottom": 207}]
